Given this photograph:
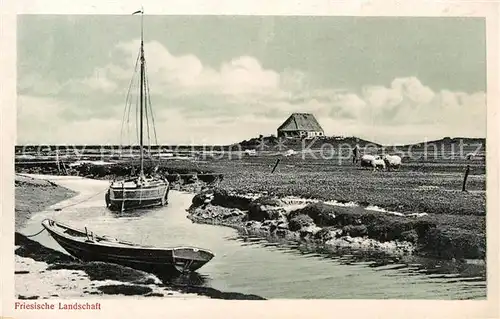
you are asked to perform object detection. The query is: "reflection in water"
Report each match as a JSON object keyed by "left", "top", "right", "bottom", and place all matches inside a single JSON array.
[
  {"left": 110, "top": 209, "right": 156, "bottom": 219},
  {"left": 161, "top": 272, "right": 211, "bottom": 287},
  {"left": 228, "top": 234, "right": 486, "bottom": 287}
]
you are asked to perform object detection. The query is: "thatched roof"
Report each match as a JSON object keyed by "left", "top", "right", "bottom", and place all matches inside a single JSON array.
[{"left": 277, "top": 113, "right": 324, "bottom": 132}]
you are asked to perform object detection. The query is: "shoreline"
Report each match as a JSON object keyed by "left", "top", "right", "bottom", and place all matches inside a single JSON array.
[
  {"left": 14, "top": 174, "right": 265, "bottom": 300},
  {"left": 15, "top": 175, "right": 77, "bottom": 231},
  {"left": 187, "top": 188, "right": 486, "bottom": 263}
]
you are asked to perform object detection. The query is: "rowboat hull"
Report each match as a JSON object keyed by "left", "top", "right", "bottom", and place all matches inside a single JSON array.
[
  {"left": 41, "top": 219, "right": 214, "bottom": 276},
  {"left": 106, "top": 177, "right": 169, "bottom": 211}
]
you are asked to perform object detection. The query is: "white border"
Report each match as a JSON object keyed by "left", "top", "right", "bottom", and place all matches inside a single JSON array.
[{"left": 1, "top": 1, "right": 499, "bottom": 318}]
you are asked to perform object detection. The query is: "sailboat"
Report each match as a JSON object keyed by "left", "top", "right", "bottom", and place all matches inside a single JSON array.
[{"left": 105, "top": 9, "right": 170, "bottom": 212}]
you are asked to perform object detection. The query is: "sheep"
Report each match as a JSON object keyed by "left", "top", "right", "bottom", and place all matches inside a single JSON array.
[
  {"left": 372, "top": 157, "right": 386, "bottom": 171},
  {"left": 360, "top": 154, "right": 376, "bottom": 169},
  {"left": 283, "top": 149, "right": 297, "bottom": 157},
  {"left": 244, "top": 149, "right": 257, "bottom": 156},
  {"left": 360, "top": 154, "right": 385, "bottom": 171},
  {"left": 382, "top": 154, "right": 402, "bottom": 171}
]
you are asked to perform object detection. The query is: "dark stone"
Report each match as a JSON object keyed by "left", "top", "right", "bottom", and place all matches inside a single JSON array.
[
  {"left": 313, "top": 227, "right": 331, "bottom": 241},
  {"left": 211, "top": 188, "right": 252, "bottom": 211},
  {"left": 191, "top": 193, "right": 207, "bottom": 208},
  {"left": 400, "top": 229, "right": 419, "bottom": 243},
  {"left": 247, "top": 198, "right": 283, "bottom": 221},
  {"left": 169, "top": 284, "right": 266, "bottom": 300},
  {"left": 97, "top": 284, "right": 153, "bottom": 296},
  {"left": 288, "top": 203, "right": 350, "bottom": 227},
  {"left": 18, "top": 295, "right": 39, "bottom": 300},
  {"left": 276, "top": 229, "right": 288, "bottom": 237},
  {"left": 288, "top": 214, "right": 314, "bottom": 231},
  {"left": 420, "top": 227, "right": 485, "bottom": 260},
  {"left": 342, "top": 225, "right": 368, "bottom": 237}
]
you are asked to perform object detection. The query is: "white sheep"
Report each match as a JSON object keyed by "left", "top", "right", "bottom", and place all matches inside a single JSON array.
[
  {"left": 360, "top": 154, "right": 385, "bottom": 171},
  {"left": 283, "top": 149, "right": 297, "bottom": 157},
  {"left": 372, "top": 157, "right": 386, "bottom": 171},
  {"left": 360, "top": 154, "right": 376, "bottom": 169},
  {"left": 382, "top": 154, "right": 402, "bottom": 171},
  {"left": 244, "top": 149, "right": 257, "bottom": 156}
]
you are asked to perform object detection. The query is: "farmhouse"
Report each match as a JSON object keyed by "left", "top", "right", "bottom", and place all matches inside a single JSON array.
[{"left": 277, "top": 113, "right": 325, "bottom": 139}]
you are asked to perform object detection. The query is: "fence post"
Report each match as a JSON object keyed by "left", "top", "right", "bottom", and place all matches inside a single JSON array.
[
  {"left": 271, "top": 158, "right": 281, "bottom": 173},
  {"left": 462, "top": 164, "right": 471, "bottom": 192},
  {"left": 56, "top": 149, "right": 62, "bottom": 174}
]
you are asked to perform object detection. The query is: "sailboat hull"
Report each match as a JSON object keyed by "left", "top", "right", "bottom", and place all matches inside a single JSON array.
[{"left": 106, "top": 179, "right": 169, "bottom": 211}]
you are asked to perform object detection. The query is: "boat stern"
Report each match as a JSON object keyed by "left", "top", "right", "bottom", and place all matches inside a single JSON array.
[{"left": 172, "top": 247, "right": 215, "bottom": 273}]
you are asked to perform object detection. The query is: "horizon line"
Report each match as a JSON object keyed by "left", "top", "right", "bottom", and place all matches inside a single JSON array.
[{"left": 14, "top": 135, "right": 487, "bottom": 148}]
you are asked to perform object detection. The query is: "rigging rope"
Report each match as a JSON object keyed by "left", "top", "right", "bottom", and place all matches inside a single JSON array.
[
  {"left": 126, "top": 56, "right": 141, "bottom": 147},
  {"left": 23, "top": 228, "right": 47, "bottom": 238},
  {"left": 52, "top": 187, "right": 110, "bottom": 211},
  {"left": 144, "top": 71, "right": 151, "bottom": 149},
  {"left": 146, "top": 61, "right": 161, "bottom": 167},
  {"left": 143, "top": 61, "right": 160, "bottom": 169},
  {"left": 135, "top": 69, "right": 141, "bottom": 147},
  {"left": 144, "top": 61, "right": 159, "bottom": 146},
  {"left": 128, "top": 74, "right": 139, "bottom": 146},
  {"left": 117, "top": 45, "right": 162, "bottom": 166},
  {"left": 121, "top": 50, "right": 141, "bottom": 147},
  {"left": 16, "top": 174, "right": 106, "bottom": 182}
]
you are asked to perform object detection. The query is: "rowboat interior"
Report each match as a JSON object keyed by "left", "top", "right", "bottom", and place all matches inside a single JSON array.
[{"left": 46, "top": 219, "right": 145, "bottom": 247}]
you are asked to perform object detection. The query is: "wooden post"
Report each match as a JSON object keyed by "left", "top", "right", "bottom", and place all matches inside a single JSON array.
[
  {"left": 55, "top": 150, "right": 61, "bottom": 173},
  {"left": 61, "top": 161, "right": 68, "bottom": 175},
  {"left": 462, "top": 164, "right": 470, "bottom": 192},
  {"left": 121, "top": 183, "right": 126, "bottom": 212},
  {"left": 271, "top": 158, "right": 280, "bottom": 173}
]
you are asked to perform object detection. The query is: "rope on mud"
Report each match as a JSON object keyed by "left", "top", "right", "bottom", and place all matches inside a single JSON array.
[
  {"left": 23, "top": 228, "right": 46, "bottom": 237},
  {"left": 53, "top": 188, "right": 110, "bottom": 211},
  {"left": 15, "top": 174, "right": 91, "bottom": 181}
]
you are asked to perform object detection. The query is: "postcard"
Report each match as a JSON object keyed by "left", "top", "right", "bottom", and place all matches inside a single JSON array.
[{"left": 1, "top": 0, "right": 499, "bottom": 318}]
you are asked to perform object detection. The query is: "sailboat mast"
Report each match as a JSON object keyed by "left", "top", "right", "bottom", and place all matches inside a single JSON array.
[{"left": 139, "top": 8, "right": 145, "bottom": 177}]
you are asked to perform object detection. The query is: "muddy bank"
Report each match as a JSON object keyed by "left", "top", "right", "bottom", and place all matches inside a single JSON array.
[
  {"left": 14, "top": 176, "right": 176, "bottom": 299},
  {"left": 188, "top": 188, "right": 486, "bottom": 261},
  {"left": 15, "top": 233, "right": 165, "bottom": 298},
  {"left": 14, "top": 175, "right": 264, "bottom": 300},
  {"left": 15, "top": 233, "right": 265, "bottom": 300},
  {"left": 15, "top": 175, "right": 77, "bottom": 230}
]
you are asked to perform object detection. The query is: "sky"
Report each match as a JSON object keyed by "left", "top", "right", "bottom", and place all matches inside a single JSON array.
[{"left": 17, "top": 15, "right": 487, "bottom": 145}]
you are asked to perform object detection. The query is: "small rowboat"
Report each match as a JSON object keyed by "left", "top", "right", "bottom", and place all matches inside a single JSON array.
[{"left": 42, "top": 219, "right": 215, "bottom": 275}]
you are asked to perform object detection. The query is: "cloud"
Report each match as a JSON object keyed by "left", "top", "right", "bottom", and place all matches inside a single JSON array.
[
  {"left": 17, "top": 40, "right": 486, "bottom": 145},
  {"left": 86, "top": 40, "right": 281, "bottom": 97}
]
